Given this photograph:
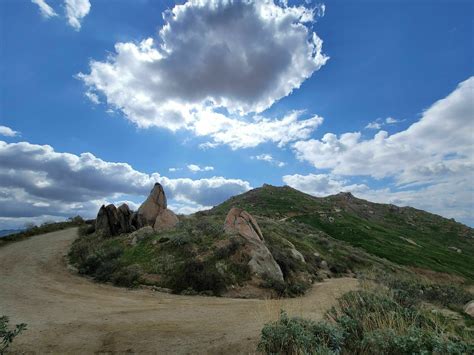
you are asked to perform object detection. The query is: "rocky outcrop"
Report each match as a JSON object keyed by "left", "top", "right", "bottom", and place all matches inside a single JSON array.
[
  {"left": 96, "top": 204, "right": 121, "bottom": 237},
  {"left": 118, "top": 204, "right": 134, "bottom": 233},
  {"left": 137, "top": 183, "right": 167, "bottom": 226},
  {"left": 224, "top": 208, "right": 283, "bottom": 282},
  {"left": 94, "top": 183, "right": 177, "bottom": 237},
  {"left": 135, "top": 183, "right": 178, "bottom": 232},
  {"left": 281, "top": 238, "right": 306, "bottom": 264},
  {"left": 154, "top": 209, "right": 179, "bottom": 232}
]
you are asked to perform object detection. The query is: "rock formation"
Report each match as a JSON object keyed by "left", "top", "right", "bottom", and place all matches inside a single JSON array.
[
  {"left": 95, "top": 183, "right": 178, "bottom": 237},
  {"left": 224, "top": 207, "right": 284, "bottom": 282},
  {"left": 96, "top": 204, "right": 121, "bottom": 237},
  {"left": 154, "top": 209, "right": 179, "bottom": 232},
  {"left": 137, "top": 183, "right": 167, "bottom": 226},
  {"left": 137, "top": 183, "right": 178, "bottom": 231}
]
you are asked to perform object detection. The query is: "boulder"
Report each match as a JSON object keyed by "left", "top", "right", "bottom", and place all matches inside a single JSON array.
[
  {"left": 154, "top": 209, "right": 179, "bottom": 232},
  {"left": 281, "top": 238, "right": 306, "bottom": 263},
  {"left": 131, "top": 211, "right": 146, "bottom": 230},
  {"left": 129, "top": 226, "right": 155, "bottom": 246},
  {"left": 464, "top": 300, "right": 474, "bottom": 317},
  {"left": 95, "top": 204, "right": 121, "bottom": 237},
  {"left": 137, "top": 183, "right": 167, "bottom": 226},
  {"left": 224, "top": 208, "right": 283, "bottom": 282},
  {"left": 224, "top": 207, "right": 263, "bottom": 241},
  {"left": 117, "top": 203, "right": 133, "bottom": 233}
]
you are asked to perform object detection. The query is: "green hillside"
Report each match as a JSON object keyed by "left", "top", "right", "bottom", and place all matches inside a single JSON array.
[{"left": 212, "top": 184, "right": 474, "bottom": 281}]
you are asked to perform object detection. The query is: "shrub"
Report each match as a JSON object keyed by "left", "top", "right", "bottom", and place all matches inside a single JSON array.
[
  {"left": 195, "top": 219, "right": 222, "bottom": 238},
  {"left": 78, "top": 223, "right": 95, "bottom": 236},
  {"left": 112, "top": 265, "right": 142, "bottom": 287},
  {"left": 258, "top": 311, "right": 344, "bottom": 355},
  {"left": 214, "top": 238, "right": 243, "bottom": 259},
  {"left": 166, "top": 260, "right": 226, "bottom": 296},
  {"left": 371, "top": 272, "right": 472, "bottom": 308},
  {"left": 1, "top": 316, "right": 27, "bottom": 353},
  {"left": 258, "top": 288, "right": 473, "bottom": 355}
]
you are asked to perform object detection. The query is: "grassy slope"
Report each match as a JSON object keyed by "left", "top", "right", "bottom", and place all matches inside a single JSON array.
[{"left": 211, "top": 184, "right": 474, "bottom": 281}]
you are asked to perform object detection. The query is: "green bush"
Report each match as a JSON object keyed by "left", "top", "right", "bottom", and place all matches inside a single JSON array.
[
  {"left": 371, "top": 272, "right": 472, "bottom": 308},
  {"left": 258, "top": 289, "right": 473, "bottom": 355},
  {"left": 112, "top": 265, "right": 142, "bottom": 287},
  {"left": 1, "top": 316, "right": 27, "bottom": 353},
  {"left": 362, "top": 328, "right": 472, "bottom": 354},
  {"left": 258, "top": 311, "right": 344, "bottom": 355},
  {"left": 166, "top": 260, "right": 226, "bottom": 296}
]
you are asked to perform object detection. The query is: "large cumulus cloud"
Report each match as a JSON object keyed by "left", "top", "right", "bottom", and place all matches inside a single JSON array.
[{"left": 79, "top": 0, "right": 328, "bottom": 148}]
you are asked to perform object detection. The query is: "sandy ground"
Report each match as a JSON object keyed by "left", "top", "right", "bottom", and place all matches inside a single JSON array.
[{"left": 0, "top": 228, "right": 358, "bottom": 354}]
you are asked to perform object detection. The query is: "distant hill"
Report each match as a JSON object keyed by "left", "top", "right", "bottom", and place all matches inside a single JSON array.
[
  {"left": 211, "top": 184, "right": 474, "bottom": 280},
  {"left": 0, "top": 229, "right": 23, "bottom": 238}
]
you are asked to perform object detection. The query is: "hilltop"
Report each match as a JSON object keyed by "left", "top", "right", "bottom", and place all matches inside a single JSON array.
[{"left": 212, "top": 184, "right": 474, "bottom": 280}]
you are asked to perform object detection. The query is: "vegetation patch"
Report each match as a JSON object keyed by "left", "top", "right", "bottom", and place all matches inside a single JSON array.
[
  {"left": 1, "top": 316, "right": 27, "bottom": 353},
  {"left": 259, "top": 287, "right": 473, "bottom": 354}
]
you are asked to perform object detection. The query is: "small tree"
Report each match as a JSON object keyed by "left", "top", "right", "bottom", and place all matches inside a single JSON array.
[{"left": 0, "top": 316, "right": 27, "bottom": 353}]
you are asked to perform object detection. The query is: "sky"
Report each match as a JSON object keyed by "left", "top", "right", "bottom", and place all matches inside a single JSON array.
[{"left": 0, "top": 0, "right": 473, "bottom": 229}]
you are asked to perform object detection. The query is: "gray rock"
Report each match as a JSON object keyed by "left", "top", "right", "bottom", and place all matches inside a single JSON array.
[
  {"left": 95, "top": 204, "right": 121, "bottom": 237},
  {"left": 117, "top": 203, "right": 133, "bottom": 233},
  {"left": 224, "top": 208, "right": 283, "bottom": 282},
  {"left": 281, "top": 238, "right": 306, "bottom": 263}
]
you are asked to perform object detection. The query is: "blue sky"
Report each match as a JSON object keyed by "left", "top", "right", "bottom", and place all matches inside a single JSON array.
[{"left": 0, "top": 0, "right": 473, "bottom": 229}]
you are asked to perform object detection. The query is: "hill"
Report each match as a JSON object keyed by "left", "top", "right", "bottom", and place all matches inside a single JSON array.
[
  {"left": 69, "top": 183, "right": 474, "bottom": 301},
  {"left": 212, "top": 184, "right": 474, "bottom": 280}
]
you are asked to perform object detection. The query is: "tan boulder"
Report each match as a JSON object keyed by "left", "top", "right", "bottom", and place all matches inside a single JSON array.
[
  {"left": 154, "top": 209, "right": 179, "bottom": 232},
  {"left": 224, "top": 207, "right": 263, "bottom": 241},
  {"left": 224, "top": 208, "right": 283, "bottom": 282},
  {"left": 464, "top": 300, "right": 474, "bottom": 317},
  {"left": 137, "top": 183, "right": 167, "bottom": 226}
]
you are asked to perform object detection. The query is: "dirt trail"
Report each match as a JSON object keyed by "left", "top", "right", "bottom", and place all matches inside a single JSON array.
[{"left": 0, "top": 228, "right": 358, "bottom": 354}]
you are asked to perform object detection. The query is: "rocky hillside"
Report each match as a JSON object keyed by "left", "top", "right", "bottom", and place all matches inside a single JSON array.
[
  {"left": 68, "top": 183, "right": 474, "bottom": 299},
  {"left": 212, "top": 184, "right": 474, "bottom": 280}
]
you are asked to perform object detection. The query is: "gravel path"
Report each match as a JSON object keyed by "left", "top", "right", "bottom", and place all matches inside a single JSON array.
[{"left": 0, "top": 228, "right": 358, "bottom": 354}]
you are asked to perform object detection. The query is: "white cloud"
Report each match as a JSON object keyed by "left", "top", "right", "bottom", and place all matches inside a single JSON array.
[
  {"left": 365, "top": 116, "right": 401, "bottom": 130},
  {"left": 0, "top": 125, "right": 20, "bottom": 137},
  {"left": 0, "top": 140, "right": 251, "bottom": 228},
  {"left": 168, "top": 167, "right": 181, "bottom": 172},
  {"left": 252, "top": 154, "right": 286, "bottom": 167},
  {"left": 31, "top": 0, "right": 58, "bottom": 18},
  {"left": 78, "top": 0, "right": 328, "bottom": 149},
  {"left": 283, "top": 173, "right": 368, "bottom": 197},
  {"left": 365, "top": 121, "right": 382, "bottom": 130},
  {"left": 85, "top": 91, "right": 100, "bottom": 104},
  {"left": 31, "top": 0, "right": 90, "bottom": 30},
  {"left": 64, "top": 0, "right": 91, "bottom": 30},
  {"left": 194, "top": 110, "right": 323, "bottom": 149},
  {"left": 187, "top": 164, "right": 214, "bottom": 172},
  {"left": 291, "top": 77, "right": 474, "bottom": 225}
]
